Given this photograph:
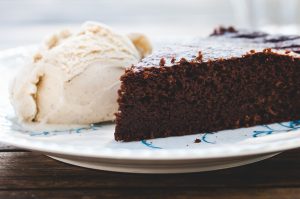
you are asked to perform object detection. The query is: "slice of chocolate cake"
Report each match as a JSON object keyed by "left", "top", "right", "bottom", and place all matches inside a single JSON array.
[{"left": 115, "top": 27, "right": 300, "bottom": 142}]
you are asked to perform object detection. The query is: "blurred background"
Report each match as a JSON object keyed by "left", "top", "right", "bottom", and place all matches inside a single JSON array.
[{"left": 1, "top": 0, "right": 300, "bottom": 49}]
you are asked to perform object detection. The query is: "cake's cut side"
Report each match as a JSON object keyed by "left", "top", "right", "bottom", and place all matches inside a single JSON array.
[{"left": 115, "top": 51, "right": 300, "bottom": 141}]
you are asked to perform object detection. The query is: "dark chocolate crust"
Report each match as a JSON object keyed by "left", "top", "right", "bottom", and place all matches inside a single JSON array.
[{"left": 115, "top": 27, "right": 300, "bottom": 142}]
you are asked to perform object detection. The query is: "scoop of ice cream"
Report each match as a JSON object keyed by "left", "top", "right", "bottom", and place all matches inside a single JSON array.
[{"left": 10, "top": 21, "right": 152, "bottom": 125}]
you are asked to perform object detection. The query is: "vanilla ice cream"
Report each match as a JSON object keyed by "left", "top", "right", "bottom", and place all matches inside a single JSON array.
[{"left": 10, "top": 21, "right": 152, "bottom": 125}]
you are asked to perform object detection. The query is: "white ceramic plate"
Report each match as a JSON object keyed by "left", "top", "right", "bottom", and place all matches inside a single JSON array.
[{"left": 0, "top": 46, "right": 299, "bottom": 173}]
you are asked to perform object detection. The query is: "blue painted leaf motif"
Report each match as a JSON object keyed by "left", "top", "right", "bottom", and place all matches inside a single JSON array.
[
  {"left": 201, "top": 133, "right": 216, "bottom": 144},
  {"left": 252, "top": 120, "right": 300, "bottom": 138},
  {"left": 29, "top": 125, "right": 102, "bottom": 137},
  {"left": 141, "top": 140, "right": 162, "bottom": 149},
  {"left": 289, "top": 120, "right": 300, "bottom": 128},
  {"left": 278, "top": 120, "right": 300, "bottom": 130},
  {"left": 253, "top": 130, "right": 273, "bottom": 137}
]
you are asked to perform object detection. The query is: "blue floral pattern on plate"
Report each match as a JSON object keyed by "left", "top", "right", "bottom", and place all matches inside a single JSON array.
[{"left": 141, "top": 120, "right": 300, "bottom": 149}]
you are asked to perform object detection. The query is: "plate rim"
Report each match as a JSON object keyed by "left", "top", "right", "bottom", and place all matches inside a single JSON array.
[
  {"left": 47, "top": 153, "right": 280, "bottom": 173},
  {"left": 0, "top": 131, "right": 299, "bottom": 160}
]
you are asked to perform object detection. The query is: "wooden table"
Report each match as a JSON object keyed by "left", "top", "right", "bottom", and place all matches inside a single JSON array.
[{"left": 0, "top": 143, "right": 299, "bottom": 199}]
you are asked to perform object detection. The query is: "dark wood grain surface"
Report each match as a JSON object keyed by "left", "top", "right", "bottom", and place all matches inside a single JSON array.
[{"left": 0, "top": 142, "right": 300, "bottom": 199}]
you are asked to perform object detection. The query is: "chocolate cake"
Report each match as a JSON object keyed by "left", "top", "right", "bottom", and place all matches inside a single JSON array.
[{"left": 115, "top": 27, "right": 300, "bottom": 142}]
